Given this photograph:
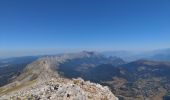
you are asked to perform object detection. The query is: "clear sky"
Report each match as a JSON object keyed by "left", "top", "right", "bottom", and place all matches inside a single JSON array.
[{"left": 0, "top": 0, "right": 170, "bottom": 57}]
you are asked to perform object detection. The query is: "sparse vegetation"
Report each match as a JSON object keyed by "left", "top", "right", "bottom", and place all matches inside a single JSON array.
[
  {"left": 0, "top": 80, "right": 36, "bottom": 95},
  {"left": 73, "top": 80, "right": 80, "bottom": 84}
]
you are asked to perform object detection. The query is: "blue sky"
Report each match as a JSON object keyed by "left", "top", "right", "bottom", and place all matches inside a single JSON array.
[{"left": 0, "top": 0, "right": 170, "bottom": 57}]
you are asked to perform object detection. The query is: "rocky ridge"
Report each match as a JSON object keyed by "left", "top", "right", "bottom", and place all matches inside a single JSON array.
[
  {"left": 0, "top": 52, "right": 118, "bottom": 100},
  {"left": 1, "top": 78, "right": 118, "bottom": 100}
]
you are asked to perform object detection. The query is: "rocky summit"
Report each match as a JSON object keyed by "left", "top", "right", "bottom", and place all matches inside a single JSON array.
[
  {"left": 0, "top": 78, "right": 118, "bottom": 100},
  {"left": 0, "top": 54, "right": 118, "bottom": 100}
]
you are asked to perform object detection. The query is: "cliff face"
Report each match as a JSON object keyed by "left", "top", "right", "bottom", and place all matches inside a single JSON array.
[{"left": 0, "top": 55, "right": 118, "bottom": 100}]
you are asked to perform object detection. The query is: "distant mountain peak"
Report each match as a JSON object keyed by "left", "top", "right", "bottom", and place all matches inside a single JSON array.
[{"left": 82, "top": 51, "right": 97, "bottom": 55}]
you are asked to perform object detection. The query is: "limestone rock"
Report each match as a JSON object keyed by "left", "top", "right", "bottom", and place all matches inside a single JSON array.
[{"left": 0, "top": 78, "right": 118, "bottom": 100}]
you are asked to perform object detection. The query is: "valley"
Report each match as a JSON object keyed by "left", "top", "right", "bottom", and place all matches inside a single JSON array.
[{"left": 0, "top": 51, "right": 170, "bottom": 100}]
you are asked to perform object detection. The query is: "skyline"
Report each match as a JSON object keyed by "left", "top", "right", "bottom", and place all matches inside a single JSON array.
[{"left": 0, "top": 0, "right": 170, "bottom": 57}]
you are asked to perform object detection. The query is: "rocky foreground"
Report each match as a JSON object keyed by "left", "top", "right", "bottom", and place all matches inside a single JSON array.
[
  {"left": 0, "top": 78, "right": 118, "bottom": 100},
  {"left": 0, "top": 54, "right": 118, "bottom": 100}
]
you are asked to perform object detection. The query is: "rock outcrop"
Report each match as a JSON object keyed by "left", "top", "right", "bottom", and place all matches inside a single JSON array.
[
  {"left": 1, "top": 78, "right": 118, "bottom": 100},
  {"left": 0, "top": 54, "right": 118, "bottom": 100}
]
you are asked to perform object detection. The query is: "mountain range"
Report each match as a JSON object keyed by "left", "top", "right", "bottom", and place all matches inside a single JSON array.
[
  {"left": 102, "top": 48, "right": 170, "bottom": 62},
  {"left": 0, "top": 51, "right": 170, "bottom": 100}
]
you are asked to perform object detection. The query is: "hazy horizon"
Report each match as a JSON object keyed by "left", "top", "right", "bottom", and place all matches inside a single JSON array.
[
  {"left": 0, "top": 0, "right": 170, "bottom": 58},
  {"left": 1, "top": 47, "right": 170, "bottom": 59}
]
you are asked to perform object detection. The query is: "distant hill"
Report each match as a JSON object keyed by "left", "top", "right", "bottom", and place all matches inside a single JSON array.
[
  {"left": 108, "top": 60, "right": 170, "bottom": 100},
  {"left": 148, "top": 48, "right": 170, "bottom": 61},
  {"left": 0, "top": 56, "right": 39, "bottom": 67},
  {"left": 102, "top": 48, "right": 170, "bottom": 62}
]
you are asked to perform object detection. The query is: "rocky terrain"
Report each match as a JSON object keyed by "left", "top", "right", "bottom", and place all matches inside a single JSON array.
[
  {"left": 54, "top": 53, "right": 170, "bottom": 100},
  {"left": 0, "top": 52, "right": 118, "bottom": 100},
  {"left": 0, "top": 77, "right": 118, "bottom": 100},
  {"left": 1, "top": 51, "right": 170, "bottom": 100}
]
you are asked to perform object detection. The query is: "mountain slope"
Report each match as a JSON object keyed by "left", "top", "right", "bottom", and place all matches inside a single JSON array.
[
  {"left": 105, "top": 60, "right": 170, "bottom": 100},
  {"left": 56, "top": 56, "right": 170, "bottom": 100},
  {"left": 58, "top": 51, "right": 125, "bottom": 79},
  {"left": 0, "top": 53, "right": 118, "bottom": 100},
  {"left": 0, "top": 56, "right": 39, "bottom": 87}
]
